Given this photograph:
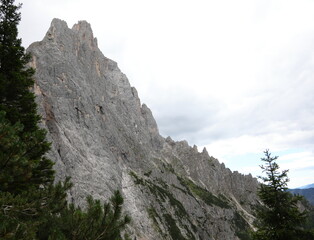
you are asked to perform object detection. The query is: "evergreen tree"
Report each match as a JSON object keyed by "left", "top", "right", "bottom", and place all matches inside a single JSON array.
[
  {"left": 252, "top": 150, "right": 314, "bottom": 240},
  {"left": 0, "top": 0, "right": 39, "bottom": 132},
  {"left": 0, "top": 0, "right": 54, "bottom": 193},
  {"left": 0, "top": 111, "right": 54, "bottom": 193},
  {"left": 0, "top": 174, "right": 72, "bottom": 239},
  {"left": 37, "top": 190, "right": 131, "bottom": 240}
]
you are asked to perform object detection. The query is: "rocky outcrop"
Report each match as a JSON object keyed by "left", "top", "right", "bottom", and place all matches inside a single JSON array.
[{"left": 28, "top": 18, "right": 259, "bottom": 239}]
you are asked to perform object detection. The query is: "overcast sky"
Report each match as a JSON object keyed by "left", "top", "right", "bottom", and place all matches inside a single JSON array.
[{"left": 18, "top": 0, "right": 314, "bottom": 188}]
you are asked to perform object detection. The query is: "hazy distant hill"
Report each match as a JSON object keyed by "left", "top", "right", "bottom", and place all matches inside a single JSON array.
[
  {"left": 289, "top": 188, "right": 314, "bottom": 205},
  {"left": 298, "top": 183, "right": 314, "bottom": 189}
]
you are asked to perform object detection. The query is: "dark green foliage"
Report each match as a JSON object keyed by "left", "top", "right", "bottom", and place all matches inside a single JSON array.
[
  {"left": 0, "top": 0, "right": 39, "bottom": 133},
  {"left": 143, "top": 170, "right": 152, "bottom": 177},
  {"left": 162, "top": 162, "right": 175, "bottom": 173},
  {"left": 232, "top": 212, "right": 251, "bottom": 240},
  {"left": 0, "top": 178, "right": 72, "bottom": 239},
  {"left": 37, "top": 190, "right": 131, "bottom": 240},
  {"left": 1, "top": 187, "right": 131, "bottom": 240},
  {"left": 129, "top": 171, "right": 145, "bottom": 185},
  {"left": 147, "top": 181, "right": 197, "bottom": 239},
  {"left": 147, "top": 207, "right": 164, "bottom": 236},
  {"left": 129, "top": 172, "right": 188, "bottom": 217},
  {"left": 0, "top": 0, "right": 54, "bottom": 194},
  {"left": 147, "top": 207, "right": 160, "bottom": 228},
  {"left": 252, "top": 150, "right": 314, "bottom": 240},
  {"left": 301, "top": 199, "right": 314, "bottom": 231},
  {"left": 0, "top": 111, "right": 54, "bottom": 193},
  {"left": 163, "top": 214, "right": 187, "bottom": 240},
  {"left": 178, "top": 177, "right": 231, "bottom": 209},
  {"left": 171, "top": 183, "right": 189, "bottom": 195},
  {"left": 129, "top": 172, "right": 197, "bottom": 239}
]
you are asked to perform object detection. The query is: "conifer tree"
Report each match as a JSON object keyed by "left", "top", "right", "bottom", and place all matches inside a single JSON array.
[
  {"left": 0, "top": 0, "right": 54, "bottom": 193},
  {"left": 0, "top": 1, "right": 68, "bottom": 238},
  {"left": 37, "top": 190, "right": 131, "bottom": 240},
  {"left": 0, "top": 0, "right": 39, "bottom": 132},
  {"left": 252, "top": 150, "right": 314, "bottom": 240}
]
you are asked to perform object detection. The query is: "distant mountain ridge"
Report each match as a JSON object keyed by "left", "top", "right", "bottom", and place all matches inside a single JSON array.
[
  {"left": 288, "top": 187, "right": 314, "bottom": 205},
  {"left": 297, "top": 183, "right": 314, "bottom": 189}
]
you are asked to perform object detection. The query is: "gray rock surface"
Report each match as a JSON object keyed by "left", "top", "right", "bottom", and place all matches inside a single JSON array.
[{"left": 28, "top": 18, "right": 259, "bottom": 239}]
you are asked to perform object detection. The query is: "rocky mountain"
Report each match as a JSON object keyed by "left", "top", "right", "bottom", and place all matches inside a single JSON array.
[{"left": 27, "top": 18, "right": 259, "bottom": 240}]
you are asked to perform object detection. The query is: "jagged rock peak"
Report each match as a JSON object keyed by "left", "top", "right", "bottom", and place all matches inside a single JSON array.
[
  {"left": 43, "top": 18, "right": 98, "bottom": 49},
  {"left": 44, "top": 18, "right": 68, "bottom": 41},
  {"left": 202, "top": 147, "right": 209, "bottom": 156},
  {"left": 72, "top": 20, "right": 98, "bottom": 47},
  {"left": 51, "top": 18, "right": 68, "bottom": 30}
]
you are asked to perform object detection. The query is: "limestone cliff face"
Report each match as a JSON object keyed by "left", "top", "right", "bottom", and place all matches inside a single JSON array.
[{"left": 28, "top": 19, "right": 259, "bottom": 240}]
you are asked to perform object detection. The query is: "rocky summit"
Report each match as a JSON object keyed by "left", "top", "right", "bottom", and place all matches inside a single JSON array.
[{"left": 28, "top": 19, "right": 259, "bottom": 240}]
